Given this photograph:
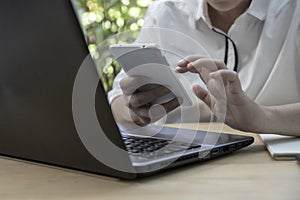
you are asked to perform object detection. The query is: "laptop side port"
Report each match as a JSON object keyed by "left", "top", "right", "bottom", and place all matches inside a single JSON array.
[
  {"left": 223, "top": 146, "right": 229, "bottom": 153},
  {"left": 229, "top": 145, "right": 236, "bottom": 151},
  {"left": 236, "top": 143, "right": 243, "bottom": 149},
  {"left": 211, "top": 148, "right": 220, "bottom": 155}
]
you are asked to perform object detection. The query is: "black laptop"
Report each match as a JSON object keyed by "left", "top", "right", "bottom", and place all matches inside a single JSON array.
[{"left": 0, "top": 0, "right": 254, "bottom": 179}]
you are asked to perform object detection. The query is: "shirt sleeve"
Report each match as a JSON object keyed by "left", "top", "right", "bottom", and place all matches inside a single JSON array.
[{"left": 107, "top": 69, "right": 126, "bottom": 104}]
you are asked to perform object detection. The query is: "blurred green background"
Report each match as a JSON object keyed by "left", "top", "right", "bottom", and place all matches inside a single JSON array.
[{"left": 75, "top": 0, "right": 152, "bottom": 92}]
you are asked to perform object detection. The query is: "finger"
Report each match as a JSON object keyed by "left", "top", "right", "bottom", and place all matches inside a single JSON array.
[
  {"left": 136, "top": 116, "right": 151, "bottom": 126},
  {"left": 132, "top": 97, "right": 180, "bottom": 122},
  {"left": 129, "top": 109, "right": 151, "bottom": 126},
  {"left": 149, "top": 98, "right": 180, "bottom": 122},
  {"left": 192, "top": 85, "right": 226, "bottom": 120},
  {"left": 176, "top": 55, "right": 204, "bottom": 73},
  {"left": 175, "top": 66, "right": 189, "bottom": 73},
  {"left": 161, "top": 97, "right": 180, "bottom": 114},
  {"left": 206, "top": 77, "right": 227, "bottom": 101},
  {"left": 131, "top": 105, "right": 152, "bottom": 119},
  {"left": 186, "top": 59, "right": 226, "bottom": 84},
  {"left": 120, "top": 76, "right": 151, "bottom": 96},
  {"left": 210, "top": 70, "right": 242, "bottom": 94},
  {"left": 177, "top": 55, "right": 203, "bottom": 67},
  {"left": 129, "top": 86, "right": 171, "bottom": 107},
  {"left": 188, "top": 58, "right": 226, "bottom": 73},
  {"left": 192, "top": 85, "right": 212, "bottom": 108}
]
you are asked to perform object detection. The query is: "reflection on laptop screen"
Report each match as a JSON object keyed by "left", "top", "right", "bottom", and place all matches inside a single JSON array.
[{"left": 72, "top": 0, "right": 150, "bottom": 94}]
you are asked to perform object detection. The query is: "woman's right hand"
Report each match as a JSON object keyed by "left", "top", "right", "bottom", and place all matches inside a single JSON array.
[{"left": 118, "top": 76, "right": 181, "bottom": 126}]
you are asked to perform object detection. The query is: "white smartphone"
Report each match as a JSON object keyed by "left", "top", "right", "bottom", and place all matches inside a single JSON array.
[{"left": 109, "top": 43, "right": 192, "bottom": 106}]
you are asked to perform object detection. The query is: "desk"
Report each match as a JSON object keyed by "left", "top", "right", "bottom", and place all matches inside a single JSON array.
[{"left": 0, "top": 123, "right": 299, "bottom": 200}]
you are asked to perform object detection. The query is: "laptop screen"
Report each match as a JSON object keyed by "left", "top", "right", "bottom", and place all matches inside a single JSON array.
[{"left": 0, "top": 0, "right": 139, "bottom": 178}]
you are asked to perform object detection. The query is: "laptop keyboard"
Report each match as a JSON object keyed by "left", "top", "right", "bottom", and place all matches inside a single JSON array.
[{"left": 123, "top": 136, "right": 201, "bottom": 156}]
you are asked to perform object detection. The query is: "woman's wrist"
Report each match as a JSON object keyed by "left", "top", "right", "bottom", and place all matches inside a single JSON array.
[
  {"left": 260, "top": 104, "right": 300, "bottom": 136},
  {"left": 238, "top": 103, "right": 272, "bottom": 134},
  {"left": 257, "top": 105, "right": 276, "bottom": 134}
]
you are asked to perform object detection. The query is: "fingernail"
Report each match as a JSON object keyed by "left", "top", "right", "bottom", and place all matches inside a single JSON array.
[
  {"left": 175, "top": 67, "right": 181, "bottom": 72},
  {"left": 178, "top": 59, "right": 185, "bottom": 65},
  {"left": 192, "top": 85, "right": 200, "bottom": 94}
]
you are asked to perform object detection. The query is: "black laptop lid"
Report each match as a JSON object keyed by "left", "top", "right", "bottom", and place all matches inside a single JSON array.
[{"left": 0, "top": 0, "right": 135, "bottom": 179}]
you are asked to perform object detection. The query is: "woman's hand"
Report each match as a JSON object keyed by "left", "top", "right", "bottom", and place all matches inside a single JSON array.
[
  {"left": 118, "top": 76, "right": 181, "bottom": 126},
  {"left": 176, "top": 56, "right": 268, "bottom": 132}
]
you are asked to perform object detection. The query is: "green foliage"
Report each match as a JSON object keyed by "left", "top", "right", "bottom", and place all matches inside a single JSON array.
[{"left": 75, "top": 0, "right": 151, "bottom": 92}]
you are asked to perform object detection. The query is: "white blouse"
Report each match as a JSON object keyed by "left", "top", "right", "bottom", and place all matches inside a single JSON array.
[{"left": 108, "top": 0, "right": 300, "bottom": 123}]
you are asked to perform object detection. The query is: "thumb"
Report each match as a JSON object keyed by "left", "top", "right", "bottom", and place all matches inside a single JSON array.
[{"left": 192, "top": 85, "right": 212, "bottom": 108}]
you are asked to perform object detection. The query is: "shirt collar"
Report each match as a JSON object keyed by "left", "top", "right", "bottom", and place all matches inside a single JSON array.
[
  {"left": 194, "top": 0, "right": 208, "bottom": 23},
  {"left": 247, "top": 0, "right": 270, "bottom": 21},
  {"left": 191, "top": 0, "right": 270, "bottom": 24},
  {"left": 185, "top": 0, "right": 210, "bottom": 28}
]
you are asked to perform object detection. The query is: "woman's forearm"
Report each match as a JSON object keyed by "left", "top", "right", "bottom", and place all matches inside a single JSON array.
[{"left": 262, "top": 103, "right": 300, "bottom": 136}]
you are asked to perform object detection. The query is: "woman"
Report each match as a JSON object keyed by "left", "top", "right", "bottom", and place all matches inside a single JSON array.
[{"left": 109, "top": 0, "right": 300, "bottom": 136}]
